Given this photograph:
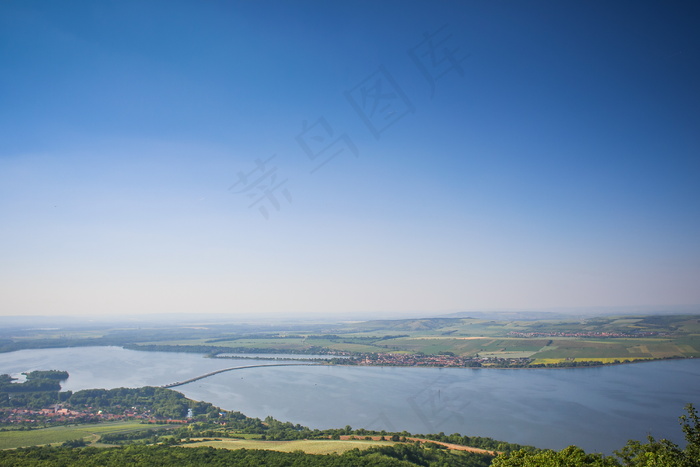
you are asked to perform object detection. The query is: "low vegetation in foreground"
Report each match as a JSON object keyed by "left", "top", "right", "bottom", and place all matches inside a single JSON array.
[{"left": 0, "top": 444, "right": 496, "bottom": 466}]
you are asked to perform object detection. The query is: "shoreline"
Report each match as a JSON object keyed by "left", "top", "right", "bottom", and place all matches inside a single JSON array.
[{"left": 207, "top": 353, "right": 685, "bottom": 370}]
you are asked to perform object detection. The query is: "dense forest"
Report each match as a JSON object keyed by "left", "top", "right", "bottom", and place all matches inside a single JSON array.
[
  {"left": 0, "top": 444, "right": 494, "bottom": 467},
  {"left": 0, "top": 371, "right": 68, "bottom": 395}
]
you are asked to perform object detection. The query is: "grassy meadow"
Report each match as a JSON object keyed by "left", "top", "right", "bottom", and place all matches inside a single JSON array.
[
  {"left": 184, "top": 438, "right": 395, "bottom": 454},
  {"left": 0, "top": 421, "right": 169, "bottom": 450}
]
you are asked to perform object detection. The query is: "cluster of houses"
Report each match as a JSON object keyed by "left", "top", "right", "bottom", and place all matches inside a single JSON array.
[
  {"left": 0, "top": 405, "right": 186, "bottom": 425},
  {"left": 354, "top": 353, "right": 527, "bottom": 367},
  {"left": 508, "top": 330, "right": 660, "bottom": 338},
  {"left": 0, "top": 402, "right": 204, "bottom": 426}
]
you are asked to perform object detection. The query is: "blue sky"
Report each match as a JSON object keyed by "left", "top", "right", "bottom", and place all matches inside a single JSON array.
[{"left": 1, "top": 1, "right": 699, "bottom": 318}]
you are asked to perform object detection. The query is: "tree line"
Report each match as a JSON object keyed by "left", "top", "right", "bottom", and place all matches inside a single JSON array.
[{"left": 0, "top": 443, "right": 494, "bottom": 466}]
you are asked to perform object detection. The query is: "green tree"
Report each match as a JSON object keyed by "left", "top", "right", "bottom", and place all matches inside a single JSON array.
[
  {"left": 494, "top": 404, "right": 700, "bottom": 467},
  {"left": 493, "top": 445, "right": 619, "bottom": 466},
  {"left": 615, "top": 404, "right": 700, "bottom": 467},
  {"left": 679, "top": 404, "right": 700, "bottom": 463}
]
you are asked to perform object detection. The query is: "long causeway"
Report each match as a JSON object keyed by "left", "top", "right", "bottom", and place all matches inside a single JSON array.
[{"left": 161, "top": 363, "right": 320, "bottom": 388}]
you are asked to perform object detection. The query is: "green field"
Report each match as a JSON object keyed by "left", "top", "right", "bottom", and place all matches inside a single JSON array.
[
  {"left": 2, "top": 314, "right": 699, "bottom": 365},
  {"left": 102, "top": 316, "right": 700, "bottom": 364},
  {"left": 184, "top": 438, "right": 395, "bottom": 454},
  {"left": 531, "top": 357, "right": 656, "bottom": 364},
  {"left": 0, "top": 421, "right": 169, "bottom": 449},
  {"left": 0, "top": 424, "right": 394, "bottom": 454}
]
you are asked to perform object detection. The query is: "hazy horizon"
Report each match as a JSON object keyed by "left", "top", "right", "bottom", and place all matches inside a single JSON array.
[
  {"left": 1, "top": 304, "right": 699, "bottom": 327},
  {"left": 2, "top": 1, "right": 699, "bottom": 318}
]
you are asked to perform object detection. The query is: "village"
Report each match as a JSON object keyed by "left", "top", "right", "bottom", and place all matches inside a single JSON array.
[
  {"left": 349, "top": 353, "right": 530, "bottom": 368},
  {"left": 507, "top": 330, "right": 661, "bottom": 338},
  {"left": 0, "top": 405, "right": 190, "bottom": 427}
]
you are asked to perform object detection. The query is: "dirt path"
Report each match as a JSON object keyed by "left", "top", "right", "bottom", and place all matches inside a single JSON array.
[{"left": 338, "top": 435, "right": 500, "bottom": 456}]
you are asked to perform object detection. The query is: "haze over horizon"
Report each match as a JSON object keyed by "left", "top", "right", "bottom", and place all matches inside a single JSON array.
[{"left": 1, "top": 1, "right": 699, "bottom": 318}]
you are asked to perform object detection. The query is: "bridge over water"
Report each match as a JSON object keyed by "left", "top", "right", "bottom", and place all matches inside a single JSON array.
[{"left": 161, "top": 363, "right": 320, "bottom": 388}]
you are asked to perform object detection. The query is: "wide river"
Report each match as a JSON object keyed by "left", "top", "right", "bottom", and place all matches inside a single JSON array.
[{"left": 1, "top": 346, "right": 699, "bottom": 454}]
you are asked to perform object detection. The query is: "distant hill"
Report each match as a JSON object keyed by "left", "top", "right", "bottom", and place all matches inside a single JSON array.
[
  {"left": 342, "top": 318, "right": 463, "bottom": 332},
  {"left": 437, "top": 311, "right": 584, "bottom": 321}
]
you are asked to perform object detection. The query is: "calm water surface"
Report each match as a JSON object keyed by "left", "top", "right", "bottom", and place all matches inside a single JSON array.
[
  {"left": 215, "top": 353, "right": 348, "bottom": 360},
  {"left": 1, "top": 346, "right": 698, "bottom": 454}
]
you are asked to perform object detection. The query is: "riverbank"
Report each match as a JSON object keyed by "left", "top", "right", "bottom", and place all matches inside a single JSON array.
[{"left": 208, "top": 350, "right": 684, "bottom": 369}]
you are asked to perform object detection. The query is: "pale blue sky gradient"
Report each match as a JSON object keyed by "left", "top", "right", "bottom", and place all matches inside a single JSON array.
[{"left": 1, "top": 1, "right": 699, "bottom": 318}]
